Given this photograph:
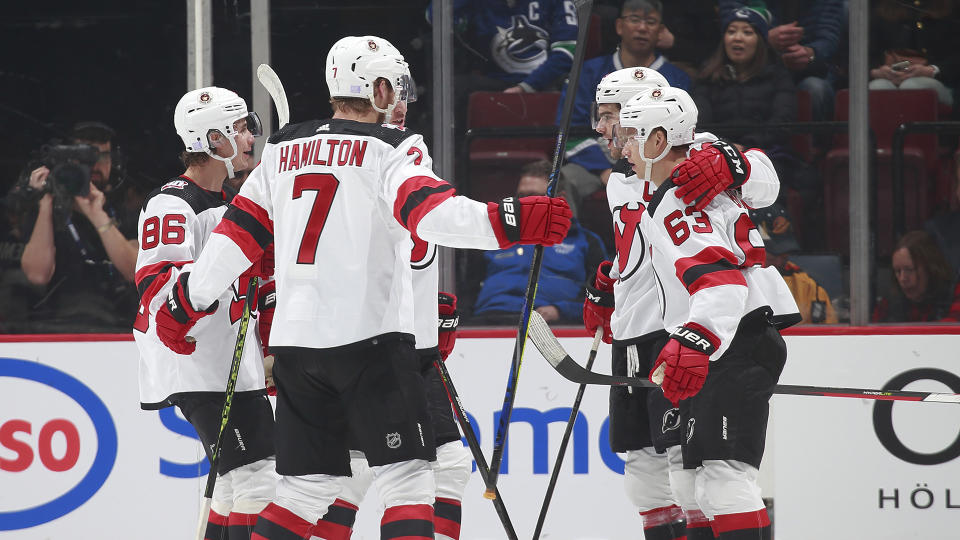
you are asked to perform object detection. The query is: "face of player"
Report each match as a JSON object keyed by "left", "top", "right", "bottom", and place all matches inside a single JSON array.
[
  {"left": 77, "top": 139, "right": 112, "bottom": 189},
  {"left": 211, "top": 118, "right": 256, "bottom": 172},
  {"left": 617, "top": 9, "right": 662, "bottom": 58},
  {"left": 622, "top": 128, "right": 665, "bottom": 176},
  {"left": 724, "top": 21, "right": 759, "bottom": 66},
  {"left": 595, "top": 103, "right": 621, "bottom": 158},
  {"left": 892, "top": 247, "right": 928, "bottom": 302}
]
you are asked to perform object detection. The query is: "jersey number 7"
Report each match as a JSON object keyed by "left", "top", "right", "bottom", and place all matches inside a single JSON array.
[{"left": 293, "top": 173, "right": 340, "bottom": 264}]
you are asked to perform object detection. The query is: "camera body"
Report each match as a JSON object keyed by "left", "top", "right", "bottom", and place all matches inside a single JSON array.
[{"left": 41, "top": 143, "right": 100, "bottom": 197}]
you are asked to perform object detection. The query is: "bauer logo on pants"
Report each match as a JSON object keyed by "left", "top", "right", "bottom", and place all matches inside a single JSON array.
[{"left": 386, "top": 432, "right": 401, "bottom": 449}]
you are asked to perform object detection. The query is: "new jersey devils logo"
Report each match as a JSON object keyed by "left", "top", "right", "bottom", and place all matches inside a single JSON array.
[
  {"left": 613, "top": 202, "right": 646, "bottom": 280},
  {"left": 229, "top": 280, "right": 254, "bottom": 324},
  {"left": 410, "top": 235, "right": 436, "bottom": 270}
]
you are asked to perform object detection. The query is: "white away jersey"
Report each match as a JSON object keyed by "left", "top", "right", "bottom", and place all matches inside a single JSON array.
[
  {"left": 605, "top": 137, "right": 781, "bottom": 342},
  {"left": 133, "top": 177, "right": 265, "bottom": 408},
  {"left": 186, "top": 119, "right": 499, "bottom": 351},
  {"left": 639, "top": 179, "right": 799, "bottom": 360}
]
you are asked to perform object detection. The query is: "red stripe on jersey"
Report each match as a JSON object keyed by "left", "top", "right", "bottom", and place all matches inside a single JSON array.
[
  {"left": 212, "top": 217, "right": 264, "bottom": 263},
  {"left": 332, "top": 498, "right": 360, "bottom": 512},
  {"left": 712, "top": 509, "right": 771, "bottom": 534},
  {"left": 231, "top": 195, "right": 274, "bottom": 235},
  {"left": 135, "top": 260, "right": 190, "bottom": 289},
  {"left": 674, "top": 246, "right": 747, "bottom": 295},
  {"left": 382, "top": 504, "right": 434, "bottom": 523},
  {"left": 228, "top": 512, "right": 259, "bottom": 526},
  {"left": 433, "top": 515, "right": 461, "bottom": 539},
  {"left": 393, "top": 176, "right": 456, "bottom": 234},
  {"left": 253, "top": 503, "right": 314, "bottom": 538},
  {"left": 207, "top": 510, "right": 229, "bottom": 526}
]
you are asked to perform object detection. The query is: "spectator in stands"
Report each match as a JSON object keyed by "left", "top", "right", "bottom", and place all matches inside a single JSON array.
[
  {"left": 868, "top": 0, "right": 957, "bottom": 108},
  {"left": 721, "top": 0, "right": 845, "bottom": 121},
  {"left": 751, "top": 204, "right": 838, "bottom": 324},
  {"left": 657, "top": 0, "right": 722, "bottom": 77},
  {"left": 558, "top": 0, "right": 691, "bottom": 216},
  {"left": 10, "top": 122, "right": 140, "bottom": 332},
  {"left": 873, "top": 230, "right": 960, "bottom": 323},
  {"left": 427, "top": 0, "right": 578, "bottom": 93},
  {"left": 461, "top": 159, "right": 608, "bottom": 325},
  {"left": 924, "top": 153, "right": 960, "bottom": 275}
]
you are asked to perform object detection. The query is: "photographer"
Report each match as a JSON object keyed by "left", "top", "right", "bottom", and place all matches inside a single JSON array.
[{"left": 14, "top": 122, "right": 139, "bottom": 332}]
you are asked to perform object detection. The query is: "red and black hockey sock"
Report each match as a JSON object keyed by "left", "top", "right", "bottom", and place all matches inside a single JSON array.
[
  {"left": 250, "top": 503, "right": 314, "bottom": 540},
  {"left": 204, "top": 509, "right": 229, "bottom": 540},
  {"left": 712, "top": 509, "right": 771, "bottom": 540},
  {"left": 685, "top": 509, "right": 716, "bottom": 540},
  {"left": 640, "top": 505, "right": 686, "bottom": 540},
  {"left": 381, "top": 504, "right": 434, "bottom": 539},
  {"left": 311, "top": 498, "right": 359, "bottom": 540},
  {"left": 434, "top": 497, "right": 462, "bottom": 540},
  {"left": 228, "top": 512, "right": 259, "bottom": 540}
]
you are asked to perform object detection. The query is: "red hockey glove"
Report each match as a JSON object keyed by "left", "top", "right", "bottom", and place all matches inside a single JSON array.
[
  {"left": 437, "top": 291, "right": 459, "bottom": 361},
  {"left": 257, "top": 280, "right": 276, "bottom": 355},
  {"left": 155, "top": 272, "right": 219, "bottom": 355},
  {"left": 487, "top": 196, "right": 572, "bottom": 248},
  {"left": 583, "top": 261, "right": 616, "bottom": 344},
  {"left": 649, "top": 323, "right": 719, "bottom": 406},
  {"left": 241, "top": 243, "right": 275, "bottom": 281},
  {"left": 672, "top": 140, "right": 751, "bottom": 211}
]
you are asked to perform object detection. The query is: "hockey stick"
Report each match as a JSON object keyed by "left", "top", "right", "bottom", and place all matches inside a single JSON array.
[
  {"left": 532, "top": 327, "right": 602, "bottom": 540},
  {"left": 527, "top": 311, "right": 960, "bottom": 404},
  {"left": 484, "top": 0, "right": 594, "bottom": 500},
  {"left": 256, "top": 64, "right": 290, "bottom": 128},
  {"left": 194, "top": 276, "right": 259, "bottom": 540},
  {"left": 433, "top": 359, "right": 519, "bottom": 540}
]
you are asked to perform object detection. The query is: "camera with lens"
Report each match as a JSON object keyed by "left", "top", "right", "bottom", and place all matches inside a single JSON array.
[{"left": 39, "top": 143, "right": 100, "bottom": 197}]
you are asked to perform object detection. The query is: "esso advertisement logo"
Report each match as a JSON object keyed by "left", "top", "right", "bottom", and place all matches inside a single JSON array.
[{"left": 0, "top": 358, "right": 117, "bottom": 531}]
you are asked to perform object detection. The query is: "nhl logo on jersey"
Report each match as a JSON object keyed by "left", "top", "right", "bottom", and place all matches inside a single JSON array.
[
  {"left": 651, "top": 88, "right": 663, "bottom": 99},
  {"left": 633, "top": 68, "right": 645, "bottom": 80},
  {"left": 367, "top": 39, "right": 379, "bottom": 51},
  {"left": 386, "top": 432, "right": 401, "bottom": 449},
  {"left": 199, "top": 91, "right": 211, "bottom": 104}
]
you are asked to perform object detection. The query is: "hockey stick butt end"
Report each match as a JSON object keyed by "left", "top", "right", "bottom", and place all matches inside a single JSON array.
[{"left": 483, "top": 489, "right": 497, "bottom": 500}]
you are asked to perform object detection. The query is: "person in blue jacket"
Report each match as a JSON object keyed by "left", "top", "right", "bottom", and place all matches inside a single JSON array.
[
  {"left": 462, "top": 159, "right": 608, "bottom": 325},
  {"left": 557, "top": 0, "right": 691, "bottom": 216}
]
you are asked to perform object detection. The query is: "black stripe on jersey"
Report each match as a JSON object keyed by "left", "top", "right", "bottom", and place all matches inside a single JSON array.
[
  {"left": 646, "top": 177, "right": 677, "bottom": 217},
  {"left": 681, "top": 258, "right": 739, "bottom": 289},
  {"left": 399, "top": 184, "right": 454, "bottom": 226},
  {"left": 136, "top": 263, "right": 174, "bottom": 297},
  {"left": 323, "top": 504, "right": 358, "bottom": 528},
  {"left": 380, "top": 518, "right": 434, "bottom": 539},
  {"left": 251, "top": 518, "right": 308, "bottom": 540},
  {"left": 612, "top": 157, "right": 634, "bottom": 176},
  {"left": 222, "top": 206, "right": 274, "bottom": 248},
  {"left": 433, "top": 500, "right": 462, "bottom": 522},
  {"left": 141, "top": 176, "right": 227, "bottom": 215},
  {"left": 203, "top": 519, "right": 226, "bottom": 540},
  {"left": 268, "top": 118, "right": 417, "bottom": 148}
]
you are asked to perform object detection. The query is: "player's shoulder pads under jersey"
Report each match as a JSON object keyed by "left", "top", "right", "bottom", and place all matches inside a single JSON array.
[
  {"left": 646, "top": 177, "right": 678, "bottom": 217},
  {"left": 141, "top": 177, "right": 228, "bottom": 215},
  {"left": 328, "top": 119, "right": 419, "bottom": 148},
  {"left": 612, "top": 157, "right": 634, "bottom": 176},
  {"left": 267, "top": 119, "right": 330, "bottom": 144}
]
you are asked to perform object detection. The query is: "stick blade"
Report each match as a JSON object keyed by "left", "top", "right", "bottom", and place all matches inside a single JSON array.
[
  {"left": 256, "top": 63, "right": 290, "bottom": 128},
  {"left": 527, "top": 310, "right": 570, "bottom": 368}
]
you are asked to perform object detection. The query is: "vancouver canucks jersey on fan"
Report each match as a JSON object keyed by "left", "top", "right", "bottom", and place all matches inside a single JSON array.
[
  {"left": 430, "top": 0, "right": 578, "bottom": 90},
  {"left": 606, "top": 133, "right": 781, "bottom": 342},
  {"left": 134, "top": 177, "right": 266, "bottom": 408},
  {"left": 185, "top": 119, "right": 500, "bottom": 351},
  {"left": 640, "top": 180, "right": 799, "bottom": 360}
]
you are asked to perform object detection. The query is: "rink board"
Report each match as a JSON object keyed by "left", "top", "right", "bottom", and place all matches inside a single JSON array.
[{"left": 0, "top": 332, "right": 958, "bottom": 539}]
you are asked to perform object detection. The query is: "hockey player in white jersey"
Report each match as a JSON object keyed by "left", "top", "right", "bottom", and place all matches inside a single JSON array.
[
  {"left": 581, "top": 67, "right": 782, "bottom": 540},
  {"left": 616, "top": 86, "right": 799, "bottom": 540},
  {"left": 133, "top": 86, "right": 277, "bottom": 540},
  {"left": 153, "top": 35, "right": 571, "bottom": 540}
]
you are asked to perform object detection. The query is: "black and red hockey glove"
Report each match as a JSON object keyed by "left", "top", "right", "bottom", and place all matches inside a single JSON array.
[
  {"left": 672, "top": 140, "right": 751, "bottom": 211},
  {"left": 583, "top": 261, "right": 616, "bottom": 344},
  {"left": 437, "top": 291, "right": 459, "bottom": 361},
  {"left": 649, "top": 323, "right": 719, "bottom": 406},
  {"left": 155, "top": 272, "right": 219, "bottom": 355},
  {"left": 487, "top": 196, "right": 572, "bottom": 248}
]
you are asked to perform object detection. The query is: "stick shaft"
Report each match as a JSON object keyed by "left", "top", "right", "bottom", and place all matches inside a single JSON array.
[
  {"left": 532, "top": 328, "right": 602, "bottom": 540},
  {"left": 485, "top": 0, "right": 595, "bottom": 498},
  {"left": 434, "top": 359, "right": 519, "bottom": 540}
]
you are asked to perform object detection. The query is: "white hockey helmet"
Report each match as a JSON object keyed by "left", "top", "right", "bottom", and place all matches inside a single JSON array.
[
  {"left": 617, "top": 86, "right": 698, "bottom": 179},
  {"left": 325, "top": 35, "right": 417, "bottom": 122},
  {"left": 592, "top": 67, "right": 669, "bottom": 128},
  {"left": 174, "top": 87, "right": 262, "bottom": 178}
]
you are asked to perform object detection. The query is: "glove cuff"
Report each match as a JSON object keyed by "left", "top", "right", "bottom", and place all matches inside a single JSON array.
[
  {"left": 487, "top": 197, "right": 522, "bottom": 248},
  {"left": 713, "top": 139, "right": 750, "bottom": 189},
  {"left": 670, "top": 323, "right": 720, "bottom": 355},
  {"left": 168, "top": 272, "right": 216, "bottom": 323},
  {"left": 259, "top": 280, "right": 277, "bottom": 311},
  {"left": 594, "top": 260, "right": 616, "bottom": 291},
  {"left": 585, "top": 283, "right": 615, "bottom": 308}
]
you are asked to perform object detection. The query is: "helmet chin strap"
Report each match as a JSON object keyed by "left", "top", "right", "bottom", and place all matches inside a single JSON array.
[
  {"left": 638, "top": 143, "right": 672, "bottom": 182},
  {"left": 208, "top": 136, "right": 240, "bottom": 179}
]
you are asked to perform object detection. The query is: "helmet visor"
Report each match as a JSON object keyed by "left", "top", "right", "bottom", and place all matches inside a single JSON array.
[
  {"left": 612, "top": 125, "right": 639, "bottom": 150},
  {"left": 235, "top": 112, "right": 263, "bottom": 137},
  {"left": 395, "top": 73, "right": 417, "bottom": 104}
]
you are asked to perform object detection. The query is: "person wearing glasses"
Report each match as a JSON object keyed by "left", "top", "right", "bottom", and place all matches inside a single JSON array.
[
  {"left": 557, "top": 0, "right": 691, "bottom": 220},
  {"left": 14, "top": 121, "right": 140, "bottom": 332}
]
